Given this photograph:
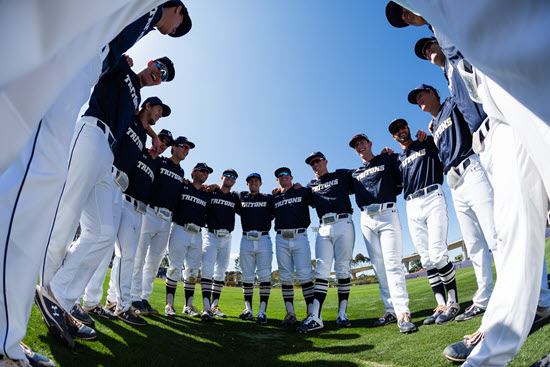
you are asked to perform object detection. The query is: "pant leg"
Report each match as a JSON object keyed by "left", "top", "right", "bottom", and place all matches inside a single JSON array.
[
  {"left": 256, "top": 236, "right": 273, "bottom": 283},
  {"left": 292, "top": 232, "right": 313, "bottom": 285},
  {"left": 141, "top": 216, "right": 171, "bottom": 300},
  {"left": 465, "top": 123, "right": 548, "bottom": 366},
  {"left": 378, "top": 208, "right": 410, "bottom": 316},
  {"left": 166, "top": 224, "right": 189, "bottom": 282},
  {"left": 83, "top": 246, "right": 113, "bottom": 308},
  {"left": 276, "top": 235, "right": 294, "bottom": 285},
  {"left": 361, "top": 211, "right": 394, "bottom": 313},
  {"left": 183, "top": 231, "right": 203, "bottom": 282},
  {"left": 213, "top": 236, "right": 232, "bottom": 282},
  {"left": 314, "top": 223, "right": 335, "bottom": 280},
  {"left": 130, "top": 209, "right": 154, "bottom": 302},
  {"left": 406, "top": 198, "right": 433, "bottom": 270},
  {"left": 50, "top": 162, "right": 121, "bottom": 312},
  {"left": 240, "top": 236, "right": 256, "bottom": 284},
  {"left": 333, "top": 218, "right": 355, "bottom": 280},
  {"left": 424, "top": 188, "right": 450, "bottom": 269},
  {"left": 200, "top": 232, "right": 218, "bottom": 280}
]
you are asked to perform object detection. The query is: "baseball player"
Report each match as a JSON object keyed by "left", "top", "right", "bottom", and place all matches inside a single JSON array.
[
  {"left": 164, "top": 163, "right": 213, "bottom": 317},
  {"left": 297, "top": 152, "right": 355, "bottom": 333},
  {"left": 408, "top": 83, "right": 497, "bottom": 322},
  {"left": 386, "top": 7, "right": 550, "bottom": 363},
  {"left": 348, "top": 134, "right": 416, "bottom": 334},
  {"left": 34, "top": 56, "right": 175, "bottom": 348},
  {"left": 131, "top": 136, "right": 193, "bottom": 315},
  {"left": 272, "top": 167, "right": 315, "bottom": 326},
  {"left": 389, "top": 118, "right": 460, "bottom": 325},
  {"left": 0, "top": 3, "right": 190, "bottom": 361},
  {"left": 78, "top": 100, "right": 172, "bottom": 328},
  {"left": 200, "top": 169, "right": 241, "bottom": 321},
  {"left": 236, "top": 173, "right": 275, "bottom": 325}
]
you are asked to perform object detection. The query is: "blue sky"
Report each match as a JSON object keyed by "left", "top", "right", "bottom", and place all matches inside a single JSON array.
[{"left": 125, "top": 1, "right": 465, "bottom": 272}]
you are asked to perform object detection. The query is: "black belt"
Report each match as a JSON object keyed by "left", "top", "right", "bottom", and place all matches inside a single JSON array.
[
  {"left": 276, "top": 229, "right": 306, "bottom": 234},
  {"left": 361, "top": 203, "right": 394, "bottom": 212},
  {"left": 243, "top": 231, "right": 269, "bottom": 236},
  {"left": 319, "top": 213, "right": 351, "bottom": 224},
  {"left": 406, "top": 184, "right": 440, "bottom": 201},
  {"left": 125, "top": 194, "right": 137, "bottom": 208},
  {"left": 96, "top": 119, "right": 117, "bottom": 152},
  {"left": 477, "top": 118, "right": 491, "bottom": 145},
  {"left": 454, "top": 157, "right": 472, "bottom": 176}
]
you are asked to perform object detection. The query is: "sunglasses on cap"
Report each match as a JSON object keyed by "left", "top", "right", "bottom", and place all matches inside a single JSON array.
[
  {"left": 223, "top": 173, "right": 237, "bottom": 180},
  {"left": 423, "top": 41, "right": 437, "bottom": 58},
  {"left": 277, "top": 172, "right": 291, "bottom": 178},
  {"left": 194, "top": 168, "right": 210, "bottom": 174},
  {"left": 159, "top": 136, "right": 171, "bottom": 144},
  {"left": 156, "top": 62, "right": 168, "bottom": 82},
  {"left": 309, "top": 158, "right": 324, "bottom": 166},
  {"left": 176, "top": 144, "right": 190, "bottom": 150}
]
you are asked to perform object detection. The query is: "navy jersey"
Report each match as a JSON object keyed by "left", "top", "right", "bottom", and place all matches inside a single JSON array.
[
  {"left": 398, "top": 137, "right": 444, "bottom": 198},
  {"left": 125, "top": 150, "right": 156, "bottom": 203},
  {"left": 273, "top": 187, "right": 313, "bottom": 231},
  {"left": 206, "top": 189, "right": 241, "bottom": 232},
  {"left": 432, "top": 98, "right": 474, "bottom": 173},
  {"left": 84, "top": 58, "right": 141, "bottom": 142},
  {"left": 238, "top": 192, "right": 274, "bottom": 232},
  {"left": 113, "top": 115, "right": 146, "bottom": 176},
  {"left": 103, "top": 7, "right": 162, "bottom": 72},
  {"left": 307, "top": 169, "right": 354, "bottom": 219},
  {"left": 352, "top": 154, "right": 403, "bottom": 207},
  {"left": 147, "top": 157, "right": 184, "bottom": 211},
  {"left": 434, "top": 29, "right": 487, "bottom": 133},
  {"left": 173, "top": 183, "right": 210, "bottom": 228}
]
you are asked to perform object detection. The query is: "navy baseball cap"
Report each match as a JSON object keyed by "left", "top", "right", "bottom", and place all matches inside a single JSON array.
[
  {"left": 407, "top": 84, "right": 439, "bottom": 104},
  {"left": 174, "top": 136, "right": 195, "bottom": 148},
  {"left": 274, "top": 167, "right": 292, "bottom": 177},
  {"left": 193, "top": 162, "right": 213, "bottom": 173},
  {"left": 415, "top": 37, "right": 437, "bottom": 60},
  {"left": 158, "top": 129, "right": 175, "bottom": 145},
  {"left": 141, "top": 96, "right": 171, "bottom": 117},
  {"left": 349, "top": 133, "right": 369, "bottom": 148},
  {"left": 305, "top": 151, "right": 326, "bottom": 165},
  {"left": 246, "top": 172, "right": 262, "bottom": 182},
  {"left": 154, "top": 57, "right": 175, "bottom": 82},
  {"left": 223, "top": 169, "right": 238, "bottom": 179},
  {"left": 388, "top": 118, "right": 408, "bottom": 134},
  {"left": 385, "top": 2, "right": 408, "bottom": 28},
  {"left": 162, "top": 1, "right": 192, "bottom": 38}
]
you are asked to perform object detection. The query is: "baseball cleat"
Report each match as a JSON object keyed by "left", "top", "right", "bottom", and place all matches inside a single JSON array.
[
  {"left": 105, "top": 301, "right": 117, "bottom": 313},
  {"left": 142, "top": 299, "right": 159, "bottom": 315},
  {"left": 211, "top": 305, "right": 227, "bottom": 318},
  {"left": 131, "top": 301, "right": 149, "bottom": 316},
  {"left": 336, "top": 312, "right": 351, "bottom": 327},
  {"left": 423, "top": 304, "right": 446, "bottom": 325},
  {"left": 535, "top": 306, "right": 550, "bottom": 324},
  {"left": 70, "top": 303, "right": 94, "bottom": 326},
  {"left": 200, "top": 309, "right": 214, "bottom": 322},
  {"left": 183, "top": 305, "right": 200, "bottom": 318},
  {"left": 20, "top": 342, "right": 55, "bottom": 367},
  {"left": 296, "top": 314, "right": 324, "bottom": 333},
  {"left": 455, "top": 305, "right": 485, "bottom": 322},
  {"left": 34, "top": 285, "right": 74, "bottom": 349},
  {"left": 238, "top": 309, "right": 255, "bottom": 321},
  {"left": 165, "top": 304, "right": 177, "bottom": 317},
  {"left": 436, "top": 302, "right": 460, "bottom": 324},
  {"left": 65, "top": 313, "right": 97, "bottom": 340},
  {"left": 256, "top": 312, "right": 268, "bottom": 325},
  {"left": 443, "top": 331, "right": 483, "bottom": 362},
  {"left": 281, "top": 312, "right": 297, "bottom": 326},
  {"left": 373, "top": 312, "right": 397, "bottom": 327},
  {"left": 83, "top": 304, "right": 118, "bottom": 320},
  {"left": 397, "top": 313, "right": 417, "bottom": 334},
  {"left": 117, "top": 308, "right": 148, "bottom": 326}
]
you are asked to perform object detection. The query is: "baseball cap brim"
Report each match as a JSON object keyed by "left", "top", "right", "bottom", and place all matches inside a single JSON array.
[
  {"left": 385, "top": 2, "right": 408, "bottom": 28},
  {"left": 415, "top": 37, "right": 436, "bottom": 60},
  {"left": 274, "top": 167, "right": 292, "bottom": 177},
  {"left": 389, "top": 119, "right": 408, "bottom": 134},
  {"left": 305, "top": 153, "right": 325, "bottom": 165},
  {"left": 159, "top": 133, "right": 175, "bottom": 146},
  {"left": 170, "top": 7, "right": 192, "bottom": 38}
]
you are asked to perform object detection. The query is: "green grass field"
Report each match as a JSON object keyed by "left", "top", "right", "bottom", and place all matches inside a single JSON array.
[{"left": 22, "top": 239, "right": 550, "bottom": 366}]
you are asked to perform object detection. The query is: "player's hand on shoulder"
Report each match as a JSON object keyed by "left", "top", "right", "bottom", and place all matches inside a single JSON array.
[
  {"left": 293, "top": 182, "right": 302, "bottom": 189},
  {"left": 124, "top": 54, "right": 134, "bottom": 67},
  {"left": 416, "top": 129, "right": 428, "bottom": 142},
  {"left": 182, "top": 178, "right": 190, "bottom": 184},
  {"left": 272, "top": 187, "right": 282, "bottom": 195},
  {"left": 148, "top": 146, "right": 158, "bottom": 159},
  {"left": 428, "top": 121, "right": 434, "bottom": 134},
  {"left": 380, "top": 147, "right": 394, "bottom": 155},
  {"left": 203, "top": 183, "right": 219, "bottom": 192}
]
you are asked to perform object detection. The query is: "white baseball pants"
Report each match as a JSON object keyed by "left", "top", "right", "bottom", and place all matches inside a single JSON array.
[
  {"left": 360, "top": 207, "right": 410, "bottom": 316},
  {"left": 131, "top": 207, "right": 171, "bottom": 301},
  {"left": 405, "top": 186, "right": 449, "bottom": 271},
  {"left": 240, "top": 235, "right": 273, "bottom": 284},
  {"left": 83, "top": 245, "right": 113, "bottom": 308},
  {"left": 449, "top": 155, "right": 496, "bottom": 309},
  {"left": 314, "top": 217, "right": 355, "bottom": 280},
  {"left": 166, "top": 224, "right": 203, "bottom": 282},
  {"left": 275, "top": 232, "right": 312, "bottom": 285},
  {"left": 201, "top": 232, "right": 232, "bottom": 282}
]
